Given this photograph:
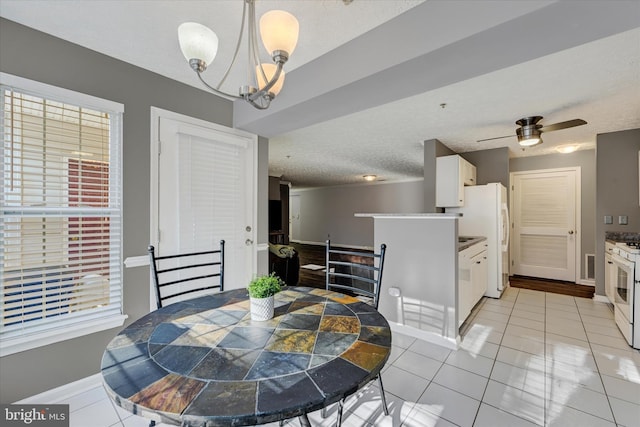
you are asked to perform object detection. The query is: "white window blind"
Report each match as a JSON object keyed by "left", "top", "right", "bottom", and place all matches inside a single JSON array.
[
  {"left": 178, "top": 134, "right": 242, "bottom": 251},
  {"left": 1, "top": 74, "right": 125, "bottom": 355}
]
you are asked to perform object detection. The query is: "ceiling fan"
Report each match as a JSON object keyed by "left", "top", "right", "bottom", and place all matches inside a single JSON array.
[{"left": 477, "top": 116, "right": 587, "bottom": 147}]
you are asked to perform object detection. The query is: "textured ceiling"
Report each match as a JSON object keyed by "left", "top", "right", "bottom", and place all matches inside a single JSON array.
[
  {"left": 269, "top": 27, "right": 640, "bottom": 187},
  {"left": 2, "top": 0, "right": 639, "bottom": 189}
]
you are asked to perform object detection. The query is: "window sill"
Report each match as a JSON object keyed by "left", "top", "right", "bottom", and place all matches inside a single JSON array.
[{"left": 0, "top": 314, "right": 128, "bottom": 357}]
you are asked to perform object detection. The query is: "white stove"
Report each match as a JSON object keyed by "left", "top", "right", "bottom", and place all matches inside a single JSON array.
[
  {"left": 611, "top": 241, "right": 640, "bottom": 349},
  {"left": 615, "top": 241, "right": 640, "bottom": 256}
]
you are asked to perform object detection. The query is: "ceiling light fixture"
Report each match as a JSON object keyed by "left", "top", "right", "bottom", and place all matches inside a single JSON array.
[
  {"left": 177, "top": 0, "right": 299, "bottom": 110},
  {"left": 516, "top": 116, "right": 542, "bottom": 147},
  {"left": 516, "top": 117, "right": 543, "bottom": 147},
  {"left": 556, "top": 144, "right": 579, "bottom": 154},
  {"left": 363, "top": 175, "right": 377, "bottom": 182}
]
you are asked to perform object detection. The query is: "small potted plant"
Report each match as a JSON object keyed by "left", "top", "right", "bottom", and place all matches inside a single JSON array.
[{"left": 247, "top": 273, "right": 284, "bottom": 321}]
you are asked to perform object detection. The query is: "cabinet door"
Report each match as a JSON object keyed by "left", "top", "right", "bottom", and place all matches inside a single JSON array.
[
  {"left": 436, "top": 155, "right": 477, "bottom": 207},
  {"left": 463, "top": 160, "right": 477, "bottom": 186},
  {"left": 471, "top": 251, "right": 488, "bottom": 303},
  {"left": 458, "top": 255, "right": 472, "bottom": 325},
  {"left": 436, "top": 155, "right": 465, "bottom": 207},
  {"left": 436, "top": 155, "right": 463, "bottom": 207}
]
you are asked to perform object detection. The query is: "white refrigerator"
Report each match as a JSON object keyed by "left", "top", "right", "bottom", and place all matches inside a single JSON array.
[{"left": 446, "top": 183, "right": 510, "bottom": 298}]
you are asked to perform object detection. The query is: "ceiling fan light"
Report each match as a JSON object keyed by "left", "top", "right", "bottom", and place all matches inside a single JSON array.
[
  {"left": 178, "top": 22, "right": 219, "bottom": 67},
  {"left": 260, "top": 10, "right": 299, "bottom": 56},
  {"left": 256, "top": 63, "right": 285, "bottom": 95},
  {"left": 519, "top": 136, "right": 542, "bottom": 147},
  {"left": 363, "top": 175, "right": 377, "bottom": 182}
]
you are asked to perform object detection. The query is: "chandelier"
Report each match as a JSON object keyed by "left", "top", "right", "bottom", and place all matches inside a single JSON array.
[{"left": 177, "top": 0, "right": 299, "bottom": 110}]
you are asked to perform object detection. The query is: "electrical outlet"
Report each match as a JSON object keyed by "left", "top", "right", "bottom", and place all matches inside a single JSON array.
[
  {"left": 619, "top": 215, "right": 628, "bottom": 225},
  {"left": 604, "top": 215, "right": 613, "bottom": 224}
]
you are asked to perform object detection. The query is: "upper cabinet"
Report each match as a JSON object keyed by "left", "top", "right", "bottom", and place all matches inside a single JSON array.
[{"left": 436, "top": 155, "right": 477, "bottom": 207}]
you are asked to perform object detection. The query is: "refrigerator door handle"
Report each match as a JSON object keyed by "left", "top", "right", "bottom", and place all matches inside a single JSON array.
[{"left": 501, "top": 202, "right": 510, "bottom": 252}]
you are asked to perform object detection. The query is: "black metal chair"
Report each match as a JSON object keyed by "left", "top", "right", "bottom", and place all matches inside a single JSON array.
[
  {"left": 148, "top": 240, "right": 225, "bottom": 309},
  {"left": 324, "top": 239, "right": 389, "bottom": 426}
]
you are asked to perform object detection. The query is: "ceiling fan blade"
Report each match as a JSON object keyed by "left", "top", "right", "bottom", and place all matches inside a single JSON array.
[
  {"left": 477, "top": 134, "right": 514, "bottom": 143},
  {"left": 539, "top": 119, "right": 587, "bottom": 133}
]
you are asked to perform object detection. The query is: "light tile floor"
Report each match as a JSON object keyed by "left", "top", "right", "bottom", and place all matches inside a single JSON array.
[{"left": 62, "top": 287, "right": 640, "bottom": 426}]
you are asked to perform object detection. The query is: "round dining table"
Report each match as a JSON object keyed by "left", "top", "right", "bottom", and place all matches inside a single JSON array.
[{"left": 101, "top": 286, "right": 392, "bottom": 426}]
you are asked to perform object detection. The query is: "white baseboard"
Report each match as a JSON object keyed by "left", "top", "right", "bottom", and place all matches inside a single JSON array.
[
  {"left": 124, "top": 255, "right": 149, "bottom": 268},
  {"left": 388, "top": 322, "right": 459, "bottom": 350},
  {"left": 593, "top": 294, "right": 610, "bottom": 303},
  {"left": 15, "top": 373, "right": 102, "bottom": 404},
  {"left": 577, "top": 278, "right": 596, "bottom": 287}
]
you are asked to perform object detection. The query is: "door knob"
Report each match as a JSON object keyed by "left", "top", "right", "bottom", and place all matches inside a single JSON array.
[
  {"left": 245, "top": 239, "right": 253, "bottom": 246},
  {"left": 568, "top": 230, "right": 574, "bottom": 235}
]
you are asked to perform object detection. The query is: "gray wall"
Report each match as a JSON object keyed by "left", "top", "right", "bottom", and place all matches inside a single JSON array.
[
  {"left": 596, "top": 129, "right": 640, "bottom": 294},
  {"left": 291, "top": 180, "right": 425, "bottom": 248},
  {"left": 0, "top": 18, "right": 268, "bottom": 402},
  {"left": 510, "top": 150, "right": 596, "bottom": 282}
]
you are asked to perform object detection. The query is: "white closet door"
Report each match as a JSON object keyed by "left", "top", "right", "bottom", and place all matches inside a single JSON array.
[
  {"left": 511, "top": 169, "right": 578, "bottom": 281},
  {"left": 154, "top": 113, "right": 257, "bottom": 297}
]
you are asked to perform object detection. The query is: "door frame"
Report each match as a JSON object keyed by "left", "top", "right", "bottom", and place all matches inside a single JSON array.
[
  {"left": 150, "top": 107, "right": 259, "bottom": 309},
  {"left": 509, "top": 167, "right": 582, "bottom": 284}
]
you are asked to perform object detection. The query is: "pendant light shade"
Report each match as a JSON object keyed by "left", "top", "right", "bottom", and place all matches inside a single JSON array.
[
  {"left": 178, "top": 22, "right": 219, "bottom": 67},
  {"left": 259, "top": 10, "right": 299, "bottom": 56},
  {"left": 256, "top": 64, "right": 285, "bottom": 96}
]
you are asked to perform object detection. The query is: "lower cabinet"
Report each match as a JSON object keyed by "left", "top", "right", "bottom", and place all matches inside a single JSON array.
[{"left": 458, "top": 242, "right": 488, "bottom": 326}]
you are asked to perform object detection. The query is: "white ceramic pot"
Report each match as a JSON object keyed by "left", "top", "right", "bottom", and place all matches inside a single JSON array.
[{"left": 250, "top": 295, "right": 275, "bottom": 321}]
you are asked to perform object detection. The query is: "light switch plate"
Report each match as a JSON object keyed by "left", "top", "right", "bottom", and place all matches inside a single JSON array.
[
  {"left": 619, "top": 215, "right": 628, "bottom": 225},
  {"left": 604, "top": 215, "right": 613, "bottom": 224}
]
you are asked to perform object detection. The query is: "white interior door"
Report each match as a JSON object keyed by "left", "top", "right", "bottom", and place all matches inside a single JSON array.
[
  {"left": 151, "top": 109, "right": 257, "bottom": 303},
  {"left": 511, "top": 168, "right": 578, "bottom": 282},
  {"left": 290, "top": 194, "right": 300, "bottom": 242}
]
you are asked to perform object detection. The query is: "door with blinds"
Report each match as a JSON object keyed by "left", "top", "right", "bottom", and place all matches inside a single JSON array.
[
  {"left": 511, "top": 168, "right": 578, "bottom": 282},
  {"left": 152, "top": 110, "right": 257, "bottom": 301}
]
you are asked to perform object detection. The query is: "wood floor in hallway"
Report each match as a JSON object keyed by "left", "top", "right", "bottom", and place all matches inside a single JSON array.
[{"left": 509, "top": 275, "right": 595, "bottom": 299}]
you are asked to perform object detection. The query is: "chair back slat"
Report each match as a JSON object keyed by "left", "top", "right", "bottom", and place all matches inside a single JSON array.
[
  {"left": 325, "top": 239, "right": 387, "bottom": 309},
  {"left": 148, "top": 240, "right": 225, "bottom": 309}
]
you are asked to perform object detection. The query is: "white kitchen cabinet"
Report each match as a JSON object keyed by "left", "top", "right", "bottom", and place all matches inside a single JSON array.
[
  {"left": 436, "top": 155, "right": 477, "bottom": 207},
  {"left": 458, "top": 240, "right": 488, "bottom": 325}
]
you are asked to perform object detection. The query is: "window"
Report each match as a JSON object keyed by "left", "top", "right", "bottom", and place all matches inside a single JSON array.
[{"left": 1, "top": 73, "right": 126, "bottom": 356}]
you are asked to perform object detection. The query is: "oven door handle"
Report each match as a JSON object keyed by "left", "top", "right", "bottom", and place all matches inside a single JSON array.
[{"left": 611, "top": 253, "right": 635, "bottom": 270}]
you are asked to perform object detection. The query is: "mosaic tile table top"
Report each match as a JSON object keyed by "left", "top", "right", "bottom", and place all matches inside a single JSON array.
[{"left": 101, "top": 286, "right": 391, "bottom": 426}]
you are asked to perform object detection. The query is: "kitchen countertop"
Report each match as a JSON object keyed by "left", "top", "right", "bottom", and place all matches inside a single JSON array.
[
  {"left": 355, "top": 213, "right": 462, "bottom": 219},
  {"left": 458, "top": 236, "right": 486, "bottom": 251},
  {"left": 605, "top": 231, "right": 640, "bottom": 244}
]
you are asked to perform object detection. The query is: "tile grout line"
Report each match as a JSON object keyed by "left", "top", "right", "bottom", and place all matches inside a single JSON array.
[
  {"left": 469, "top": 294, "right": 507, "bottom": 427},
  {"left": 471, "top": 287, "right": 548, "bottom": 427},
  {"left": 546, "top": 292, "right": 621, "bottom": 426},
  {"left": 576, "top": 298, "right": 620, "bottom": 426}
]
